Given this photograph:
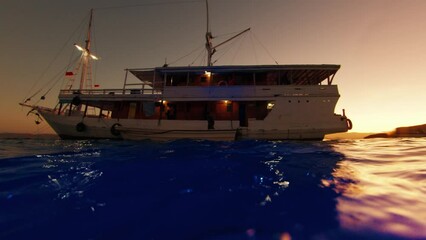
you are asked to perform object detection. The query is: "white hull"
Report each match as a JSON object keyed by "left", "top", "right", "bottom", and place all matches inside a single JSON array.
[
  {"left": 39, "top": 109, "right": 121, "bottom": 139},
  {"left": 38, "top": 99, "right": 349, "bottom": 141}
]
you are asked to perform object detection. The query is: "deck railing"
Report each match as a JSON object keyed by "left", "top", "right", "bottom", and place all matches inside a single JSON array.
[{"left": 59, "top": 83, "right": 164, "bottom": 96}]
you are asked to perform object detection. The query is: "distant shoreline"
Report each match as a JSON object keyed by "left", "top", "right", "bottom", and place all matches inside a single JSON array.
[
  {"left": 365, "top": 124, "right": 426, "bottom": 139},
  {"left": 0, "top": 133, "right": 59, "bottom": 139}
]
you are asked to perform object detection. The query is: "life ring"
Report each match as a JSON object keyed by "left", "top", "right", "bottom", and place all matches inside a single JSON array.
[
  {"left": 76, "top": 122, "right": 86, "bottom": 132},
  {"left": 217, "top": 80, "right": 227, "bottom": 86},
  {"left": 110, "top": 123, "right": 122, "bottom": 136},
  {"left": 346, "top": 118, "right": 353, "bottom": 130}
]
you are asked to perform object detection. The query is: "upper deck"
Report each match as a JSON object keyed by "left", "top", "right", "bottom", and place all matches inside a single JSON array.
[
  {"left": 58, "top": 64, "right": 341, "bottom": 103},
  {"left": 129, "top": 64, "right": 340, "bottom": 87}
]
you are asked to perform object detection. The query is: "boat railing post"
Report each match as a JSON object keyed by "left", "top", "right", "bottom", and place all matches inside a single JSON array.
[
  {"left": 83, "top": 103, "right": 88, "bottom": 118},
  {"left": 68, "top": 103, "right": 73, "bottom": 116},
  {"left": 98, "top": 106, "right": 103, "bottom": 119},
  {"left": 142, "top": 81, "right": 145, "bottom": 94},
  {"left": 153, "top": 70, "right": 156, "bottom": 95},
  {"left": 57, "top": 103, "right": 63, "bottom": 116},
  {"left": 123, "top": 69, "right": 129, "bottom": 95}
]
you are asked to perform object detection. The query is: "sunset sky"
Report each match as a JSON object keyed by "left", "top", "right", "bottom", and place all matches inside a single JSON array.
[{"left": 1, "top": 0, "right": 426, "bottom": 134}]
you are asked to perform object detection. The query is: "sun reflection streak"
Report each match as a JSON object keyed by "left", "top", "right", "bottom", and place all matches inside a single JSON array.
[{"left": 327, "top": 139, "right": 426, "bottom": 239}]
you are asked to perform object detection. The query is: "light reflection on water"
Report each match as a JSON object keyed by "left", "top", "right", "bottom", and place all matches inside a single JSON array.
[{"left": 330, "top": 138, "right": 426, "bottom": 239}]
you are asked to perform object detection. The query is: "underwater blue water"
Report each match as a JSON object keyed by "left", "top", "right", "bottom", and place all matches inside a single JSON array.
[{"left": 0, "top": 137, "right": 425, "bottom": 240}]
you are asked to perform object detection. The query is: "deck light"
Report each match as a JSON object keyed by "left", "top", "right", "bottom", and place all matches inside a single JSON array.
[
  {"left": 204, "top": 71, "right": 212, "bottom": 77},
  {"left": 74, "top": 44, "right": 84, "bottom": 51},
  {"left": 74, "top": 44, "right": 99, "bottom": 60}
]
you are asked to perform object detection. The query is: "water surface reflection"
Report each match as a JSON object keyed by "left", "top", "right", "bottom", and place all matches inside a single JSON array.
[{"left": 330, "top": 139, "right": 426, "bottom": 239}]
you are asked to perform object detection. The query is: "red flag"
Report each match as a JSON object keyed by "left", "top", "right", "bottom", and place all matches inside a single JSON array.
[
  {"left": 94, "top": 84, "right": 100, "bottom": 88},
  {"left": 65, "top": 71, "right": 74, "bottom": 76}
]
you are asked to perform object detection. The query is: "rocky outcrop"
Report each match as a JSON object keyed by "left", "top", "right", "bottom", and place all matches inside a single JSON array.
[{"left": 365, "top": 124, "right": 426, "bottom": 138}]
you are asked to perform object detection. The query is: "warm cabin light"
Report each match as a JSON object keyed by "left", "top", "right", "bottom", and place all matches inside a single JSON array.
[
  {"left": 224, "top": 100, "right": 228, "bottom": 104},
  {"left": 74, "top": 44, "right": 84, "bottom": 52},
  {"left": 267, "top": 102, "right": 275, "bottom": 110},
  {"left": 204, "top": 71, "right": 212, "bottom": 77}
]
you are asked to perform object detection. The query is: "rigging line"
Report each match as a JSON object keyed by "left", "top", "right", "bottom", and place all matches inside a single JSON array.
[
  {"left": 201, "top": 51, "right": 207, "bottom": 66},
  {"left": 169, "top": 44, "right": 205, "bottom": 66},
  {"left": 251, "top": 31, "right": 279, "bottom": 65},
  {"left": 213, "top": 36, "right": 238, "bottom": 64},
  {"left": 37, "top": 78, "right": 62, "bottom": 105},
  {"left": 231, "top": 34, "right": 248, "bottom": 64},
  {"left": 214, "top": 31, "right": 248, "bottom": 64},
  {"left": 22, "top": 12, "right": 91, "bottom": 103},
  {"left": 249, "top": 32, "right": 258, "bottom": 65},
  {"left": 40, "top": 53, "right": 79, "bottom": 97},
  {"left": 35, "top": 65, "right": 71, "bottom": 103},
  {"left": 190, "top": 47, "right": 206, "bottom": 66},
  {"left": 27, "top": 55, "right": 81, "bottom": 104},
  {"left": 95, "top": 0, "right": 203, "bottom": 11}
]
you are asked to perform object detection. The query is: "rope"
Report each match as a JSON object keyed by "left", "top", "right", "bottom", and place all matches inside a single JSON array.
[
  {"left": 250, "top": 31, "right": 279, "bottom": 65},
  {"left": 190, "top": 47, "right": 206, "bottom": 66},
  {"left": 22, "top": 12, "right": 90, "bottom": 103},
  {"left": 28, "top": 54, "right": 81, "bottom": 105},
  {"left": 213, "top": 32, "right": 247, "bottom": 65},
  {"left": 168, "top": 44, "right": 204, "bottom": 66},
  {"left": 249, "top": 32, "right": 259, "bottom": 65},
  {"left": 231, "top": 34, "right": 247, "bottom": 64}
]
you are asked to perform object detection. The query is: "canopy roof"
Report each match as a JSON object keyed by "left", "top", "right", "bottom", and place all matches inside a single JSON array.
[{"left": 129, "top": 64, "right": 340, "bottom": 85}]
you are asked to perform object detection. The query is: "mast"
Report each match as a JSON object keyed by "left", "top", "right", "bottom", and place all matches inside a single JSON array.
[
  {"left": 205, "top": 0, "right": 214, "bottom": 66},
  {"left": 79, "top": 8, "right": 94, "bottom": 91},
  {"left": 204, "top": 0, "right": 250, "bottom": 66}
]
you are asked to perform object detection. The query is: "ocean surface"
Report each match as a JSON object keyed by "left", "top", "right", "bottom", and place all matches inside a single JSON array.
[{"left": 0, "top": 137, "right": 425, "bottom": 240}]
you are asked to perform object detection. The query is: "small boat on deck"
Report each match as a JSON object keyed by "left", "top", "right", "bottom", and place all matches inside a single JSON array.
[{"left": 20, "top": 2, "right": 352, "bottom": 141}]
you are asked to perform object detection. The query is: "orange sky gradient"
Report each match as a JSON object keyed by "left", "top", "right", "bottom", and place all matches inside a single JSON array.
[{"left": 1, "top": 0, "right": 426, "bottom": 134}]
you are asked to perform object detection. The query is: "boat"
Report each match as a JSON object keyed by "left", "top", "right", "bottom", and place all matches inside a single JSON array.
[{"left": 20, "top": 2, "right": 352, "bottom": 141}]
